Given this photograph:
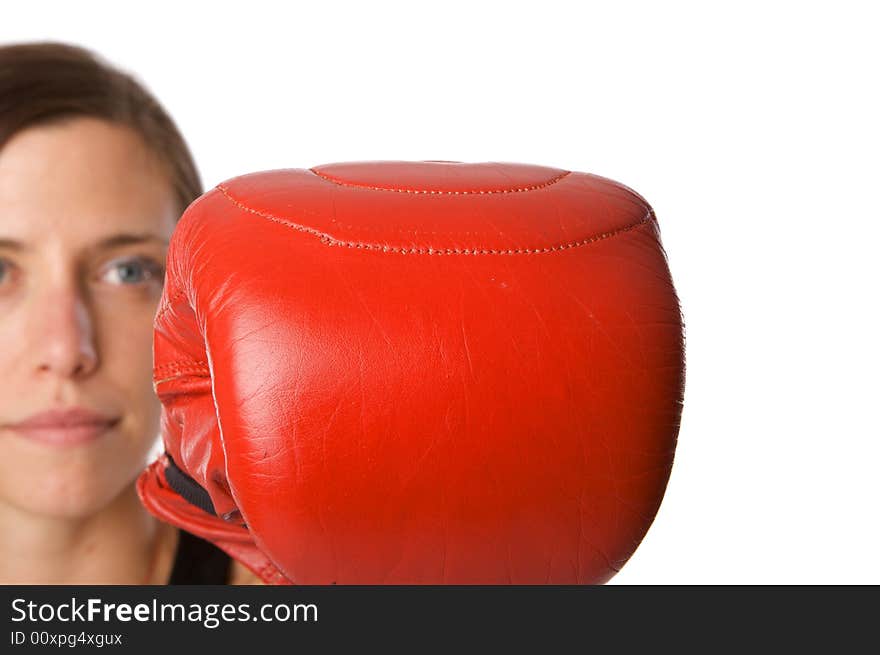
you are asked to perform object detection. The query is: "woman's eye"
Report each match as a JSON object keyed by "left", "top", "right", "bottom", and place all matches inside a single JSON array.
[
  {"left": 0, "top": 258, "right": 15, "bottom": 287},
  {"left": 102, "top": 258, "right": 164, "bottom": 286}
]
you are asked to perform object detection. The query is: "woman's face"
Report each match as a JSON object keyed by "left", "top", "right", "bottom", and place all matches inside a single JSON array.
[{"left": 0, "top": 117, "right": 178, "bottom": 519}]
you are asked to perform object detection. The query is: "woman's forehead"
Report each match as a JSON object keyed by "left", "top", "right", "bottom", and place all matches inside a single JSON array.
[{"left": 0, "top": 117, "right": 177, "bottom": 246}]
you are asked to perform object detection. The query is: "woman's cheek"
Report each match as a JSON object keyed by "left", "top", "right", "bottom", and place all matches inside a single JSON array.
[
  {"left": 0, "top": 299, "right": 26, "bottom": 385},
  {"left": 96, "top": 289, "right": 161, "bottom": 413}
]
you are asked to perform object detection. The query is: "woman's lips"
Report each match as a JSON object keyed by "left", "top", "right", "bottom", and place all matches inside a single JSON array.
[{"left": 3, "top": 408, "right": 121, "bottom": 447}]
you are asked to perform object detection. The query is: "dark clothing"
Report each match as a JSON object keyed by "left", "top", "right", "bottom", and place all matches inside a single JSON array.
[{"left": 167, "top": 529, "right": 232, "bottom": 584}]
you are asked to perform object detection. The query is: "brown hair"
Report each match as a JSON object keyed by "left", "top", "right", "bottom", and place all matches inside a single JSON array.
[{"left": 0, "top": 41, "right": 202, "bottom": 214}]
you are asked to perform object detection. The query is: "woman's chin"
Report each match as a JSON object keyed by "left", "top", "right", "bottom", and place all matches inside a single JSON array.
[
  {"left": 0, "top": 444, "right": 146, "bottom": 520},
  {"left": 3, "top": 478, "right": 122, "bottom": 520}
]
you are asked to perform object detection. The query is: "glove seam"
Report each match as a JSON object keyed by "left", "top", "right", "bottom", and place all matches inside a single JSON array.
[
  {"left": 308, "top": 167, "right": 571, "bottom": 194},
  {"left": 153, "top": 362, "right": 210, "bottom": 388},
  {"left": 155, "top": 288, "right": 188, "bottom": 324},
  {"left": 154, "top": 360, "right": 208, "bottom": 372},
  {"left": 215, "top": 183, "right": 655, "bottom": 256}
]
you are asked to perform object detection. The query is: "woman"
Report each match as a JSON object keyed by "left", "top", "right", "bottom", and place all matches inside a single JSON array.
[{"left": 0, "top": 42, "right": 256, "bottom": 584}]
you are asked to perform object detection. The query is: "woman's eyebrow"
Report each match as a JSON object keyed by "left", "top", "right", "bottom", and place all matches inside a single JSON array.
[
  {"left": 0, "top": 238, "right": 27, "bottom": 252},
  {"left": 0, "top": 234, "right": 168, "bottom": 253},
  {"left": 92, "top": 233, "right": 169, "bottom": 249}
]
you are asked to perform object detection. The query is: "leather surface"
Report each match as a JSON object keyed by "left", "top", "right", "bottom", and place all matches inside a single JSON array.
[{"left": 137, "top": 160, "right": 685, "bottom": 584}]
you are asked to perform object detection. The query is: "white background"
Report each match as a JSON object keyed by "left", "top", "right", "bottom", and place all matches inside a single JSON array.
[{"left": 3, "top": 1, "right": 878, "bottom": 584}]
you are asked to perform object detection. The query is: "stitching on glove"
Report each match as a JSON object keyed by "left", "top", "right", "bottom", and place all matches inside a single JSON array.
[
  {"left": 154, "top": 361, "right": 209, "bottom": 375},
  {"left": 308, "top": 168, "right": 571, "bottom": 194},
  {"left": 153, "top": 361, "right": 210, "bottom": 385},
  {"left": 215, "top": 184, "right": 655, "bottom": 256},
  {"left": 155, "top": 288, "right": 189, "bottom": 323}
]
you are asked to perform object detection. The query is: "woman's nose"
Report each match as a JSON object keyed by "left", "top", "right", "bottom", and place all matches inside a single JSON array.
[{"left": 34, "top": 284, "right": 99, "bottom": 379}]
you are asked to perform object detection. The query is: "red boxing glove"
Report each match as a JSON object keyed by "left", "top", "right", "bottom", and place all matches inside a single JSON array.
[{"left": 137, "top": 161, "right": 685, "bottom": 584}]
